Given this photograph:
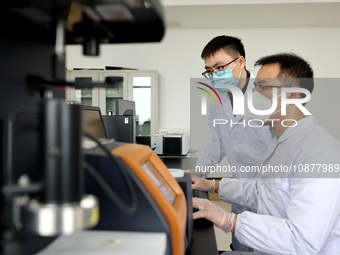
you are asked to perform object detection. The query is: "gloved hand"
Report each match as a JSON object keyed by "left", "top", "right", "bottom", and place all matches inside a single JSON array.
[
  {"left": 193, "top": 198, "right": 236, "bottom": 233},
  {"left": 192, "top": 176, "right": 215, "bottom": 193}
]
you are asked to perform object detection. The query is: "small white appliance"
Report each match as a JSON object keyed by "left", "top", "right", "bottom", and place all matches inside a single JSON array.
[{"left": 155, "top": 133, "right": 189, "bottom": 156}]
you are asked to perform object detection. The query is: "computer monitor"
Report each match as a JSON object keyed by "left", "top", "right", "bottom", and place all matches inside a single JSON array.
[
  {"left": 102, "top": 100, "right": 136, "bottom": 143},
  {"left": 115, "top": 99, "right": 135, "bottom": 116},
  {"left": 111, "top": 143, "right": 187, "bottom": 255},
  {"left": 82, "top": 106, "right": 107, "bottom": 139}
]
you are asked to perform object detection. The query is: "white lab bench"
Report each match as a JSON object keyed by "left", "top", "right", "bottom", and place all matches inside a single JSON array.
[{"left": 36, "top": 230, "right": 167, "bottom": 255}]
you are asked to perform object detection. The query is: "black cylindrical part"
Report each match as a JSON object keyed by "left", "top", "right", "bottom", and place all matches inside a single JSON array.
[
  {"left": 42, "top": 99, "right": 82, "bottom": 204},
  {"left": 83, "top": 37, "right": 100, "bottom": 56}
]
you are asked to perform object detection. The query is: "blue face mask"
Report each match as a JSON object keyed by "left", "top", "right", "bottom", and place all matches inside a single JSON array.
[{"left": 209, "top": 61, "right": 241, "bottom": 93}]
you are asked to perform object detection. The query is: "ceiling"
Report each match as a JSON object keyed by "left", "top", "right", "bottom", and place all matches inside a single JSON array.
[{"left": 160, "top": 1, "right": 340, "bottom": 29}]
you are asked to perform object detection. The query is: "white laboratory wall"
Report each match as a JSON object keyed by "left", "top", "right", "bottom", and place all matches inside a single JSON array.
[{"left": 66, "top": 26, "right": 340, "bottom": 141}]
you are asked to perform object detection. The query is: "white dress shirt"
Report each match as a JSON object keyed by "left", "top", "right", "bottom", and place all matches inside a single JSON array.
[{"left": 219, "top": 116, "right": 340, "bottom": 255}]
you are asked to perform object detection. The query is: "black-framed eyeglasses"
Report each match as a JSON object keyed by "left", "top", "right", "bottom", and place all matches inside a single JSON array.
[
  {"left": 202, "top": 57, "right": 239, "bottom": 79},
  {"left": 252, "top": 84, "right": 288, "bottom": 92}
]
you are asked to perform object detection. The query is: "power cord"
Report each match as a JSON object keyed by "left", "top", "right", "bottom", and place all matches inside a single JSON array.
[{"left": 84, "top": 133, "right": 137, "bottom": 214}]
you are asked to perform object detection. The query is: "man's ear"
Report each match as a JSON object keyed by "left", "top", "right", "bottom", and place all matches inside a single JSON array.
[{"left": 239, "top": 56, "right": 246, "bottom": 70}]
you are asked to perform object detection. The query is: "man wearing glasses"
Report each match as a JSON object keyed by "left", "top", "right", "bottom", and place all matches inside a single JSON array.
[
  {"left": 192, "top": 53, "right": 340, "bottom": 255},
  {"left": 194, "top": 35, "right": 272, "bottom": 251}
]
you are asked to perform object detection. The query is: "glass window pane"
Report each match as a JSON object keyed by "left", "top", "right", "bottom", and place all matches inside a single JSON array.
[
  {"left": 133, "top": 77, "right": 151, "bottom": 87},
  {"left": 105, "top": 76, "right": 124, "bottom": 115},
  {"left": 75, "top": 77, "right": 92, "bottom": 106},
  {"left": 133, "top": 76, "right": 151, "bottom": 136}
]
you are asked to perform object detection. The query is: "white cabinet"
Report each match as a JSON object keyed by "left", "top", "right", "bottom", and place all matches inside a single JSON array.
[
  {"left": 66, "top": 70, "right": 101, "bottom": 107},
  {"left": 99, "top": 70, "right": 129, "bottom": 116},
  {"left": 66, "top": 69, "right": 159, "bottom": 137}
]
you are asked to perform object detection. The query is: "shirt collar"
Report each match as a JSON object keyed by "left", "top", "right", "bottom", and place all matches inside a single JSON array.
[
  {"left": 264, "top": 116, "right": 315, "bottom": 160},
  {"left": 276, "top": 115, "right": 315, "bottom": 144}
]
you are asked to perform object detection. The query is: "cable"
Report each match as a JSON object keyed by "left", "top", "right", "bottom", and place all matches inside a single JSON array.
[
  {"left": 84, "top": 132, "right": 137, "bottom": 214},
  {"left": 84, "top": 162, "right": 135, "bottom": 214},
  {"left": 4, "top": 106, "right": 39, "bottom": 186},
  {"left": 2, "top": 106, "right": 39, "bottom": 235}
]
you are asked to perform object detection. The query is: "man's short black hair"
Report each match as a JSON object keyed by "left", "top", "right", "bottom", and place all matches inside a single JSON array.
[
  {"left": 255, "top": 53, "right": 314, "bottom": 94},
  {"left": 201, "top": 35, "right": 246, "bottom": 60}
]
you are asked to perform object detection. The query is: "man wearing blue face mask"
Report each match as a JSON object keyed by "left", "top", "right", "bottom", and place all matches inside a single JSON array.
[
  {"left": 201, "top": 36, "right": 249, "bottom": 93},
  {"left": 193, "top": 36, "right": 273, "bottom": 252},
  {"left": 196, "top": 36, "right": 270, "bottom": 176}
]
